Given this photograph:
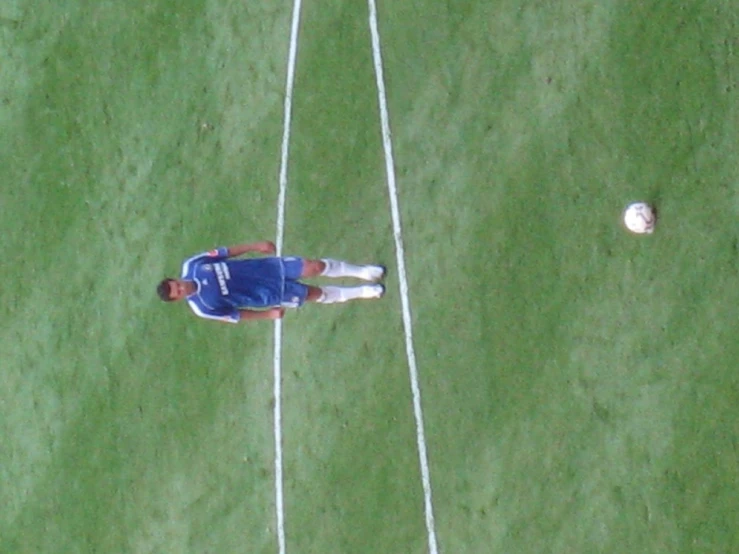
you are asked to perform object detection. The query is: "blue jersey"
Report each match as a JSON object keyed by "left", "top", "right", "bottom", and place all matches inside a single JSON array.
[{"left": 182, "top": 247, "right": 292, "bottom": 323}]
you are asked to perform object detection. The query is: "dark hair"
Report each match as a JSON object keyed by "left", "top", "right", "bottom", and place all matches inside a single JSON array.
[{"left": 157, "top": 278, "right": 176, "bottom": 302}]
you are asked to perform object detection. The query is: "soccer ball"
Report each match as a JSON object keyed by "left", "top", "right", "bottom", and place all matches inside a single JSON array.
[{"left": 623, "top": 202, "right": 656, "bottom": 234}]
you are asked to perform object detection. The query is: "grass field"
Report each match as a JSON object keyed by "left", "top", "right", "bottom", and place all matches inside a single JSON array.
[{"left": 2, "top": 1, "right": 738, "bottom": 553}]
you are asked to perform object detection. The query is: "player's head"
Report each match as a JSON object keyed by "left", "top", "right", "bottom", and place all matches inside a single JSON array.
[
  {"left": 158, "top": 278, "right": 197, "bottom": 302},
  {"left": 157, "top": 278, "right": 177, "bottom": 302},
  {"left": 159, "top": 278, "right": 197, "bottom": 301}
]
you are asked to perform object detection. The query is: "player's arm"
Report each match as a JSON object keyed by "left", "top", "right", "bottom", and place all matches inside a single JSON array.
[
  {"left": 238, "top": 308, "right": 285, "bottom": 321},
  {"left": 226, "top": 241, "right": 276, "bottom": 257}
]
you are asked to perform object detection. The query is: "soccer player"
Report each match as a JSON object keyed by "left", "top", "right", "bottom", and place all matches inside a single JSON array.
[{"left": 156, "top": 241, "right": 386, "bottom": 323}]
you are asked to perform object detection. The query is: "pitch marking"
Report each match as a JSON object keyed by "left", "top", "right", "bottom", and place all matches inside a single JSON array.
[
  {"left": 368, "top": 2, "right": 440, "bottom": 553},
  {"left": 273, "top": 1, "right": 303, "bottom": 553}
]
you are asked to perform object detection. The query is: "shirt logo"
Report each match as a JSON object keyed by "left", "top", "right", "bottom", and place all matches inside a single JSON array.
[{"left": 214, "top": 262, "right": 230, "bottom": 296}]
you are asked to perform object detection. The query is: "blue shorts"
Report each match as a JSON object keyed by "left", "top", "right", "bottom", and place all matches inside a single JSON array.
[{"left": 281, "top": 257, "right": 308, "bottom": 307}]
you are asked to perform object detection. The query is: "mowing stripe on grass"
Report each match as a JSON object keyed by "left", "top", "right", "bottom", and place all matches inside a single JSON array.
[
  {"left": 367, "top": 2, "right": 440, "bottom": 553},
  {"left": 273, "top": 0, "right": 303, "bottom": 553}
]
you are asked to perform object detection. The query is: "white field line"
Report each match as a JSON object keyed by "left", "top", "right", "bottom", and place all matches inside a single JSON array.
[
  {"left": 273, "top": 1, "right": 303, "bottom": 553},
  {"left": 367, "top": 2, "right": 440, "bottom": 553}
]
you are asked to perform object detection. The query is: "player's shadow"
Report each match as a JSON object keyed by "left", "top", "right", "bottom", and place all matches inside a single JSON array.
[
  {"left": 648, "top": 187, "right": 662, "bottom": 222},
  {"left": 0, "top": 17, "right": 20, "bottom": 29}
]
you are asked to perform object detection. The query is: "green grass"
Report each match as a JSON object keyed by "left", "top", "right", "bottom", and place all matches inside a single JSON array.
[{"left": 2, "top": 0, "right": 738, "bottom": 552}]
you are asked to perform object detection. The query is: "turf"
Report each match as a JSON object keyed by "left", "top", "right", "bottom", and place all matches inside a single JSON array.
[{"left": 1, "top": 0, "right": 737, "bottom": 553}]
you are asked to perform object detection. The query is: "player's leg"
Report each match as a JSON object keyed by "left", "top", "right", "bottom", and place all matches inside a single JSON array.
[
  {"left": 300, "top": 259, "right": 326, "bottom": 277},
  {"left": 301, "top": 258, "right": 386, "bottom": 281},
  {"left": 283, "top": 281, "right": 384, "bottom": 306},
  {"left": 306, "top": 283, "right": 385, "bottom": 304},
  {"left": 282, "top": 256, "right": 385, "bottom": 282}
]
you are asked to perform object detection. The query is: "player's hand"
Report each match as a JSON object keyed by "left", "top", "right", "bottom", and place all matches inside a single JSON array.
[{"left": 259, "top": 241, "right": 277, "bottom": 254}]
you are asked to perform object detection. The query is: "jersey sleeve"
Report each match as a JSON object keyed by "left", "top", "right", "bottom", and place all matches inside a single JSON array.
[
  {"left": 181, "top": 247, "right": 229, "bottom": 278},
  {"left": 186, "top": 298, "right": 240, "bottom": 324}
]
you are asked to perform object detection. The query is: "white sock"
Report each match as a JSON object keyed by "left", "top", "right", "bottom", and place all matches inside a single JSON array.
[
  {"left": 321, "top": 259, "right": 384, "bottom": 281},
  {"left": 317, "top": 285, "right": 383, "bottom": 304}
]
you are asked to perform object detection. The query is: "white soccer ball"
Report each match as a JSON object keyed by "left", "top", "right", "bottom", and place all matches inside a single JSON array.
[{"left": 623, "top": 202, "right": 656, "bottom": 234}]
